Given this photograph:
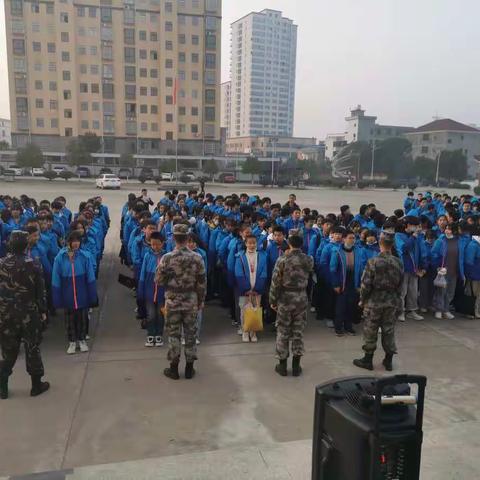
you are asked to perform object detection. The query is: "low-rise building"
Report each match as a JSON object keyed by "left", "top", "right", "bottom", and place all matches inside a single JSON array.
[{"left": 0, "top": 118, "right": 11, "bottom": 146}]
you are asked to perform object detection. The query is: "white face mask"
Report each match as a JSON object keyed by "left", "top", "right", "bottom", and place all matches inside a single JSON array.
[{"left": 445, "top": 233, "right": 454, "bottom": 239}]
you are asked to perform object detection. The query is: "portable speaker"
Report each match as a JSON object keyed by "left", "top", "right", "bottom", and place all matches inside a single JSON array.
[{"left": 312, "top": 375, "right": 427, "bottom": 480}]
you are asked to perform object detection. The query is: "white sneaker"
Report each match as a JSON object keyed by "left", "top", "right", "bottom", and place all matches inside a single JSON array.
[
  {"left": 237, "top": 327, "right": 243, "bottom": 335},
  {"left": 397, "top": 313, "right": 406, "bottom": 322},
  {"left": 154, "top": 336, "right": 164, "bottom": 347},
  {"left": 85, "top": 335, "right": 91, "bottom": 340},
  {"left": 407, "top": 312, "right": 424, "bottom": 321},
  {"left": 79, "top": 340, "right": 89, "bottom": 353},
  {"left": 443, "top": 312, "right": 455, "bottom": 320},
  {"left": 67, "top": 342, "right": 77, "bottom": 355},
  {"left": 250, "top": 332, "right": 258, "bottom": 343},
  {"left": 420, "top": 308, "right": 428, "bottom": 314},
  {"left": 181, "top": 338, "right": 185, "bottom": 345},
  {"left": 326, "top": 320, "right": 334, "bottom": 328},
  {"left": 145, "top": 336, "right": 155, "bottom": 347},
  {"left": 434, "top": 311, "right": 443, "bottom": 320},
  {"left": 310, "top": 306, "right": 316, "bottom": 313},
  {"left": 242, "top": 332, "right": 250, "bottom": 342},
  {"left": 196, "top": 338, "right": 200, "bottom": 345}
]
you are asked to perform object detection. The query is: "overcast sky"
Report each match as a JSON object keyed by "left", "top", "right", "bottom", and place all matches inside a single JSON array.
[{"left": 1, "top": 0, "right": 480, "bottom": 139}]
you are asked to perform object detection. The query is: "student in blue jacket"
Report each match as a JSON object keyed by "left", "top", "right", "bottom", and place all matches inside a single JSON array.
[
  {"left": 465, "top": 231, "right": 480, "bottom": 318},
  {"left": 138, "top": 232, "right": 166, "bottom": 348},
  {"left": 418, "top": 230, "right": 436, "bottom": 313},
  {"left": 52, "top": 231, "right": 97, "bottom": 355},
  {"left": 330, "top": 230, "right": 364, "bottom": 336},
  {"left": 234, "top": 234, "right": 268, "bottom": 343},
  {"left": 431, "top": 223, "right": 468, "bottom": 320}
]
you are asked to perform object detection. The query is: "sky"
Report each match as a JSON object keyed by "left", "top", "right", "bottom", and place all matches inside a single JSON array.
[{"left": 1, "top": 0, "right": 480, "bottom": 139}]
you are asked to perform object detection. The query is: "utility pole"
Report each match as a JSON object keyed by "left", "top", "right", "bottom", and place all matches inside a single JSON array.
[{"left": 435, "top": 151, "right": 441, "bottom": 186}]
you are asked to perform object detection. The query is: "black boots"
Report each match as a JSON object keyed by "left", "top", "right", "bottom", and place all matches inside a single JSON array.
[
  {"left": 353, "top": 353, "right": 374, "bottom": 371},
  {"left": 0, "top": 375, "right": 8, "bottom": 400},
  {"left": 30, "top": 376, "right": 50, "bottom": 397},
  {"left": 382, "top": 353, "right": 394, "bottom": 371},
  {"left": 275, "top": 359, "right": 287, "bottom": 377},
  {"left": 292, "top": 356, "right": 302, "bottom": 377},
  {"left": 164, "top": 362, "right": 180, "bottom": 380},
  {"left": 185, "top": 362, "right": 195, "bottom": 379}
]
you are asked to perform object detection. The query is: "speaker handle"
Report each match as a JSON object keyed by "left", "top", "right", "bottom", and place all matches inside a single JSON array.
[{"left": 373, "top": 375, "right": 427, "bottom": 436}]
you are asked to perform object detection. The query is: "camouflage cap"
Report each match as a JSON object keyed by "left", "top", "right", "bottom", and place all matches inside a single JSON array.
[
  {"left": 173, "top": 224, "right": 189, "bottom": 235},
  {"left": 289, "top": 228, "right": 303, "bottom": 238}
]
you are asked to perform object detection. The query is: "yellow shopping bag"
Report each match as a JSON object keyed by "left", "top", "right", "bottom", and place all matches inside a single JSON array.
[{"left": 243, "top": 296, "right": 263, "bottom": 332}]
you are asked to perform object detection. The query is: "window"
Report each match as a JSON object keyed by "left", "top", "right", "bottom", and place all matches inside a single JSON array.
[
  {"left": 90, "top": 46, "right": 98, "bottom": 55},
  {"left": 150, "top": 13, "right": 158, "bottom": 23},
  {"left": 139, "top": 49, "right": 147, "bottom": 60},
  {"left": 179, "top": 89, "right": 185, "bottom": 98},
  {"left": 150, "top": 32, "right": 158, "bottom": 42},
  {"left": 151, "top": 123, "right": 158, "bottom": 132},
  {"left": 140, "top": 104, "right": 148, "bottom": 114},
  {"left": 65, "top": 128, "right": 73, "bottom": 137},
  {"left": 81, "top": 102, "right": 88, "bottom": 111},
  {"left": 88, "top": 7, "right": 97, "bottom": 18},
  {"left": 14, "top": 58, "right": 26, "bottom": 72},
  {"left": 140, "top": 68, "right": 147, "bottom": 78},
  {"left": 103, "top": 118, "right": 114, "bottom": 133},
  {"left": 179, "top": 16, "right": 186, "bottom": 26},
  {"left": 35, "top": 99, "right": 44, "bottom": 108},
  {"left": 103, "top": 64, "right": 113, "bottom": 78},
  {"left": 205, "top": 89, "right": 216, "bottom": 104},
  {"left": 166, "top": 95, "right": 173, "bottom": 105},
  {"left": 179, "top": 52, "right": 186, "bottom": 63},
  {"left": 51, "top": 119, "right": 58, "bottom": 128},
  {"left": 61, "top": 32, "right": 69, "bottom": 42},
  {"left": 11, "top": 0, "right": 23, "bottom": 16},
  {"left": 421, "top": 146, "right": 429, "bottom": 154},
  {"left": 206, "top": 33, "right": 216, "bottom": 50},
  {"left": 125, "top": 103, "right": 136, "bottom": 116},
  {"left": 77, "top": 6, "right": 85, "bottom": 17},
  {"left": 165, "top": 22, "right": 173, "bottom": 32},
  {"left": 165, "top": 114, "right": 173, "bottom": 125},
  {"left": 62, "top": 51, "right": 70, "bottom": 62},
  {"left": 125, "top": 66, "right": 136, "bottom": 82},
  {"left": 35, "top": 80, "right": 43, "bottom": 90},
  {"left": 179, "top": 124, "right": 186, "bottom": 133},
  {"left": 63, "top": 90, "right": 71, "bottom": 99},
  {"left": 49, "top": 81, "right": 57, "bottom": 91},
  {"left": 192, "top": 17, "right": 199, "bottom": 26},
  {"left": 101, "top": 7, "right": 112, "bottom": 22},
  {"left": 102, "top": 45, "right": 113, "bottom": 60},
  {"left": 206, "top": 16, "right": 217, "bottom": 30},
  {"left": 101, "top": 26, "right": 113, "bottom": 41},
  {"left": 150, "top": 87, "right": 158, "bottom": 96},
  {"left": 48, "top": 62, "right": 56, "bottom": 72},
  {"left": 103, "top": 83, "right": 114, "bottom": 99},
  {"left": 179, "top": 106, "right": 186, "bottom": 115},
  {"left": 12, "top": 39, "right": 25, "bottom": 55},
  {"left": 165, "top": 40, "right": 173, "bottom": 50},
  {"left": 34, "top": 63, "right": 42, "bottom": 72},
  {"left": 78, "top": 26, "right": 86, "bottom": 36},
  {"left": 206, "top": 0, "right": 218, "bottom": 11},
  {"left": 92, "top": 102, "right": 99, "bottom": 111},
  {"left": 150, "top": 105, "right": 158, "bottom": 114},
  {"left": 47, "top": 43, "right": 56, "bottom": 53},
  {"left": 63, "top": 70, "right": 71, "bottom": 81},
  {"left": 80, "top": 64, "right": 87, "bottom": 74},
  {"left": 178, "top": 34, "right": 186, "bottom": 44},
  {"left": 32, "top": 22, "right": 40, "bottom": 32},
  {"left": 64, "top": 109, "right": 72, "bottom": 118},
  {"left": 205, "top": 53, "right": 216, "bottom": 69},
  {"left": 103, "top": 102, "right": 115, "bottom": 115},
  {"left": 139, "top": 30, "right": 146, "bottom": 41},
  {"left": 92, "top": 84, "right": 99, "bottom": 94},
  {"left": 165, "top": 59, "right": 173, "bottom": 69},
  {"left": 80, "top": 83, "right": 88, "bottom": 93},
  {"left": 192, "top": 71, "right": 199, "bottom": 81},
  {"left": 166, "top": 77, "right": 173, "bottom": 87},
  {"left": 192, "top": 89, "right": 198, "bottom": 99},
  {"left": 191, "top": 124, "right": 198, "bottom": 134},
  {"left": 191, "top": 53, "right": 199, "bottom": 63},
  {"left": 90, "top": 65, "right": 99, "bottom": 75},
  {"left": 141, "top": 122, "right": 148, "bottom": 132},
  {"left": 124, "top": 9, "right": 134, "bottom": 24},
  {"left": 205, "top": 107, "right": 215, "bottom": 121},
  {"left": 150, "top": 69, "right": 158, "bottom": 78},
  {"left": 140, "top": 87, "right": 147, "bottom": 96},
  {"left": 192, "top": 0, "right": 200, "bottom": 7},
  {"left": 16, "top": 97, "right": 28, "bottom": 113},
  {"left": 125, "top": 85, "right": 136, "bottom": 99},
  {"left": 124, "top": 47, "right": 136, "bottom": 63},
  {"left": 165, "top": 2, "right": 173, "bottom": 13},
  {"left": 166, "top": 132, "right": 173, "bottom": 140},
  {"left": 191, "top": 107, "right": 198, "bottom": 116},
  {"left": 92, "top": 120, "right": 100, "bottom": 129},
  {"left": 60, "top": 12, "right": 68, "bottom": 23},
  {"left": 124, "top": 28, "right": 135, "bottom": 45},
  {"left": 422, "top": 134, "right": 430, "bottom": 141},
  {"left": 33, "top": 41, "right": 41, "bottom": 52},
  {"left": 179, "top": 70, "right": 186, "bottom": 80},
  {"left": 81, "top": 120, "right": 89, "bottom": 129},
  {"left": 126, "top": 120, "right": 137, "bottom": 134},
  {"left": 150, "top": 50, "right": 158, "bottom": 60},
  {"left": 36, "top": 118, "right": 44, "bottom": 128}
]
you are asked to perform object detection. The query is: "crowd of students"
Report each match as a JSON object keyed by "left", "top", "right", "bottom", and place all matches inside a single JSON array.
[
  {"left": 0, "top": 194, "right": 108, "bottom": 354},
  {"left": 120, "top": 188, "right": 480, "bottom": 346}
]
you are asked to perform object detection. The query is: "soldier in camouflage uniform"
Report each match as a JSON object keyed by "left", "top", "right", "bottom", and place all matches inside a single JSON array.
[
  {"left": 354, "top": 234, "right": 404, "bottom": 371},
  {"left": 0, "top": 231, "right": 50, "bottom": 399},
  {"left": 269, "top": 230, "right": 313, "bottom": 377},
  {"left": 156, "top": 224, "right": 206, "bottom": 380}
]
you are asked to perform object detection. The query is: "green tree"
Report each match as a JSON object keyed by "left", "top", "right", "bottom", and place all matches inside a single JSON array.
[
  {"left": 0, "top": 140, "right": 10, "bottom": 150},
  {"left": 16, "top": 143, "right": 44, "bottom": 169},
  {"left": 242, "top": 156, "right": 262, "bottom": 183},
  {"left": 203, "top": 159, "right": 218, "bottom": 179},
  {"left": 66, "top": 139, "right": 91, "bottom": 167},
  {"left": 79, "top": 132, "right": 101, "bottom": 153},
  {"left": 413, "top": 156, "right": 436, "bottom": 182},
  {"left": 119, "top": 153, "right": 135, "bottom": 168},
  {"left": 439, "top": 149, "right": 468, "bottom": 182},
  {"left": 373, "top": 137, "right": 413, "bottom": 180},
  {"left": 161, "top": 159, "right": 177, "bottom": 174}
]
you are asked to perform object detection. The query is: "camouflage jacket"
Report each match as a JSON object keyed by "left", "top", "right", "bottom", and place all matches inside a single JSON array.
[
  {"left": 269, "top": 249, "right": 313, "bottom": 306},
  {"left": 359, "top": 252, "right": 404, "bottom": 308},
  {"left": 0, "top": 253, "right": 47, "bottom": 321},
  {"left": 155, "top": 246, "right": 206, "bottom": 311}
]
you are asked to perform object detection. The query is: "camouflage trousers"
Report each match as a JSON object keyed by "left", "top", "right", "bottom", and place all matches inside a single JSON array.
[
  {"left": 165, "top": 310, "right": 198, "bottom": 363},
  {"left": 0, "top": 316, "right": 45, "bottom": 378},
  {"left": 362, "top": 306, "right": 398, "bottom": 355},
  {"left": 275, "top": 299, "right": 308, "bottom": 360}
]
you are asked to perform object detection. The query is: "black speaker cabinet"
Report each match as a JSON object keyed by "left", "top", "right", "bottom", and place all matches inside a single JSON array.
[{"left": 312, "top": 375, "right": 427, "bottom": 480}]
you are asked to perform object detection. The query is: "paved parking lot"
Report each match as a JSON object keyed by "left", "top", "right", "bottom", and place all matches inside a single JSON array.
[{"left": 0, "top": 180, "right": 479, "bottom": 479}]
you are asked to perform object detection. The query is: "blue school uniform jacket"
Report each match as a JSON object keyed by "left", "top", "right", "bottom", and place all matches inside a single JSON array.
[
  {"left": 318, "top": 241, "right": 343, "bottom": 283},
  {"left": 265, "top": 240, "right": 288, "bottom": 278},
  {"left": 431, "top": 234, "right": 468, "bottom": 280},
  {"left": 395, "top": 233, "right": 425, "bottom": 274},
  {"left": 329, "top": 246, "right": 365, "bottom": 290},
  {"left": 302, "top": 228, "right": 318, "bottom": 255},
  {"left": 27, "top": 243, "right": 52, "bottom": 280},
  {"left": 52, "top": 248, "right": 97, "bottom": 310},
  {"left": 138, "top": 249, "right": 165, "bottom": 304},
  {"left": 465, "top": 239, "right": 480, "bottom": 281},
  {"left": 234, "top": 251, "right": 268, "bottom": 295}
]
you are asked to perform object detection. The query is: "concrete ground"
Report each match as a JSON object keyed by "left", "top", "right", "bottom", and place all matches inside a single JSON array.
[{"left": 0, "top": 180, "right": 479, "bottom": 479}]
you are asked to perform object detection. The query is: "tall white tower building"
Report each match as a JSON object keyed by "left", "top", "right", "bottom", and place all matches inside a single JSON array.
[{"left": 229, "top": 9, "right": 297, "bottom": 138}]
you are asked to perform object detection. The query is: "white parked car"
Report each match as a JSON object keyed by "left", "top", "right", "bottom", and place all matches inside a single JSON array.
[
  {"left": 9, "top": 166, "right": 23, "bottom": 176},
  {"left": 96, "top": 173, "right": 121, "bottom": 189},
  {"left": 52, "top": 166, "right": 67, "bottom": 174},
  {"left": 32, "top": 167, "right": 45, "bottom": 176},
  {"left": 161, "top": 172, "right": 174, "bottom": 181}
]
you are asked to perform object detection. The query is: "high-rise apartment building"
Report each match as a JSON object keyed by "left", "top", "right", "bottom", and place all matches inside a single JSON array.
[
  {"left": 229, "top": 9, "right": 297, "bottom": 139},
  {"left": 5, "top": 0, "right": 222, "bottom": 155},
  {"left": 220, "top": 80, "right": 231, "bottom": 138}
]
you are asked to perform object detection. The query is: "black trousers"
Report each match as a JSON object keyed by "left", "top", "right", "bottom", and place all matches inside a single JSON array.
[{"left": 65, "top": 309, "right": 87, "bottom": 342}]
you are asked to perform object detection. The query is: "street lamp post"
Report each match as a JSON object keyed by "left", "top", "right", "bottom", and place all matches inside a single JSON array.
[
  {"left": 435, "top": 151, "right": 442, "bottom": 186},
  {"left": 370, "top": 136, "right": 376, "bottom": 180},
  {"left": 271, "top": 137, "right": 279, "bottom": 186}
]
